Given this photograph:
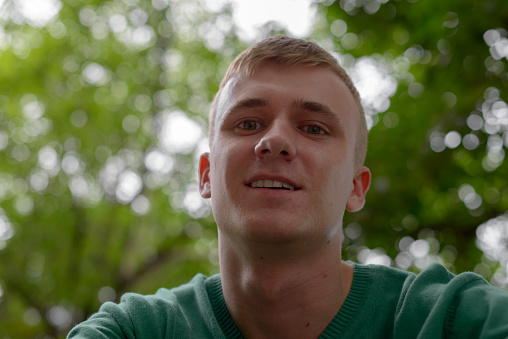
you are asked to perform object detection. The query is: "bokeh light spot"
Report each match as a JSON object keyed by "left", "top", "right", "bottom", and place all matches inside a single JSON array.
[
  {"left": 430, "top": 132, "right": 446, "bottom": 152},
  {"left": 23, "top": 307, "right": 41, "bottom": 327},
  {"left": 70, "top": 110, "right": 88, "bottom": 128},
  {"left": 159, "top": 111, "right": 203, "bottom": 154},
  {"left": 98, "top": 286, "right": 117, "bottom": 303},
  {"left": 122, "top": 115, "right": 140, "bottom": 133},
  {"left": 444, "top": 130, "right": 461, "bottom": 149},
  {"left": 131, "top": 195, "right": 150, "bottom": 215},
  {"left": 330, "top": 19, "right": 347, "bottom": 37},
  {"left": 115, "top": 170, "right": 142, "bottom": 204},
  {"left": 462, "top": 133, "right": 480, "bottom": 150}
]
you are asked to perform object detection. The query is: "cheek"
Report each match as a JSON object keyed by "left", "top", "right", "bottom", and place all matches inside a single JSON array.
[
  {"left": 210, "top": 144, "right": 244, "bottom": 193},
  {"left": 322, "top": 163, "right": 353, "bottom": 206}
]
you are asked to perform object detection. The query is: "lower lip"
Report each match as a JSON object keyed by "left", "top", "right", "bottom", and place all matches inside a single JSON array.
[{"left": 246, "top": 185, "right": 299, "bottom": 195}]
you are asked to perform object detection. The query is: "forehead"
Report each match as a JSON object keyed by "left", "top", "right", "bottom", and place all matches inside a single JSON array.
[{"left": 214, "top": 62, "right": 359, "bottom": 131}]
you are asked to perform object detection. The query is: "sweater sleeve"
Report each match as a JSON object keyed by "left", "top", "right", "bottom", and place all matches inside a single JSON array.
[
  {"left": 394, "top": 263, "right": 508, "bottom": 339},
  {"left": 66, "top": 301, "right": 128, "bottom": 338},
  {"left": 446, "top": 279, "right": 508, "bottom": 338},
  {"left": 67, "top": 274, "right": 226, "bottom": 339},
  {"left": 67, "top": 293, "right": 183, "bottom": 339}
]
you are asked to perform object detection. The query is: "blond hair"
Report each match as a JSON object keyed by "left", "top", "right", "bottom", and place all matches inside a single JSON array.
[{"left": 209, "top": 35, "right": 367, "bottom": 166}]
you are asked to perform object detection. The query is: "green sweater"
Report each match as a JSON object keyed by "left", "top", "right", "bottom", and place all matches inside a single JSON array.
[{"left": 67, "top": 263, "right": 508, "bottom": 338}]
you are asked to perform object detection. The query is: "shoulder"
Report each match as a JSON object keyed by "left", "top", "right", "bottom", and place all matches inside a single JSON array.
[
  {"left": 350, "top": 261, "right": 417, "bottom": 298},
  {"left": 68, "top": 273, "right": 222, "bottom": 339},
  {"left": 355, "top": 261, "right": 492, "bottom": 300},
  {"left": 347, "top": 262, "right": 508, "bottom": 338},
  {"left": 398, "top": 263, "right": 495, "bottom": 308},
  {"left": 152, "top": 273, "right": 217, "bottom": 301},
  {"left": 390, "top": 263, "right": 508, "bottom": 338},
  {"left": 112, "top": 273, "right": 219, "bottom": 317}
]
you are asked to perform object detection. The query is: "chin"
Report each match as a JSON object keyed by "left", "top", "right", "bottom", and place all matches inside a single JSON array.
[{"left": 240, "top": 216, "right": 314, "bottom": 244}]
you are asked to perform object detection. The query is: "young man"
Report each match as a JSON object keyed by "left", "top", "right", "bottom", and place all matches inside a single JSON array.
[{"left": 68, "top": 36, "right": 508, "bottom": 338}]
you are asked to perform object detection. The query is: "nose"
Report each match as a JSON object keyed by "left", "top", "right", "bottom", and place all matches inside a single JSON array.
[{"left": 254, "top": 121, "right": 296, "bottom": 161}]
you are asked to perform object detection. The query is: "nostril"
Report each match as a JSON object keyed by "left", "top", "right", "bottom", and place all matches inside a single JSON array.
[{"left": 255, "top": 135, "right": 296, "bottom": 160}]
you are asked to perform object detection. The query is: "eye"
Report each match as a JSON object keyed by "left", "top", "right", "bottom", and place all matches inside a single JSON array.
[
  {"left": 301, "top": 125, "right": 325, "bottom": 135},
  {"left": 238, "top": 120, "right": 262, "bottom": 131}
]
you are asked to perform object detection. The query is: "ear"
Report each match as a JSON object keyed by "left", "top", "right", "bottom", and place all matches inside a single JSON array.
[
  {"left": 346, "top": 166, "right": 371, "bottom": 212},
  {"left": 199, "top": 153, "right": 211, "bottom": 199}
]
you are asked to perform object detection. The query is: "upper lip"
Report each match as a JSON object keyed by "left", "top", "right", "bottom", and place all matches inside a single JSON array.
[{"left": 246, "top": 174, "right": 301, "bottom": 190}]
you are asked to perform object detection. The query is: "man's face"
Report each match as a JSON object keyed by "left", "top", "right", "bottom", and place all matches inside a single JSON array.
[{"left": 199, "top": 61, "right": 370, "bottom": 245}]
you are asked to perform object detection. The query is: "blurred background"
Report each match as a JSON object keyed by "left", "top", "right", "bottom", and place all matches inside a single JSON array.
[{"left": 0, "top": 0, "right": 507, "bottom": 337}]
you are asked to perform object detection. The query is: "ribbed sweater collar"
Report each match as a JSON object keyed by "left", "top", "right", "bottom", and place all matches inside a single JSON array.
[
  {"left": 320, "top": 263, "right": 370, "bottom": 338},
  {"left": 206, "top": 263, "right": 371, "bottom": 338},
  {"left": 206, "top": 274, "right": 243, "bottom": 338}
]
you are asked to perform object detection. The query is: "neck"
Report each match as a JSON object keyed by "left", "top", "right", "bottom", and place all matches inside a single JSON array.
[{"left": 219, "top": 231, "right": 354, "bottom": 339}]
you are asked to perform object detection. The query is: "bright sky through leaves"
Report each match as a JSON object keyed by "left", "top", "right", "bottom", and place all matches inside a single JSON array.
[
  {"left": 203, "top": 0, "right": 316, "bottom": 40},
  {"left": 14, "top": 0, "right": 61, "bottom": 27}
]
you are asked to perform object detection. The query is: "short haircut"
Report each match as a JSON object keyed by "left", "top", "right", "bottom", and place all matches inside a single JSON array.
[{"left": 208, "top": 35, "right": 367, "bottom": 166}]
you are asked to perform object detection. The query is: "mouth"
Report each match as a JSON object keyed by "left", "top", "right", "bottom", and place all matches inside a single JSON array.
[{"left": 248, "top": 179, "right": 300, "bottom": 191}]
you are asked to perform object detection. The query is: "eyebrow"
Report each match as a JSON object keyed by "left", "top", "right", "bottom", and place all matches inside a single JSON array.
[
  {"left": 227, "top": 97, "right": 268, "bottom": 115},
  {"left": 293, "top": 98, "right": 343, "bottom": 126}
]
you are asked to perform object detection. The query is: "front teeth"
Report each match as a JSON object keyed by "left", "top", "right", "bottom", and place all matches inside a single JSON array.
[{"left": 251, "top": 180, "right": 295, "bottom": 190}]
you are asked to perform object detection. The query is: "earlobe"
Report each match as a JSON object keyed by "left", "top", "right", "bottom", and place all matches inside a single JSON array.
[
  {"left": 199, "top": 153, "right": 212, "bottom": 199},
  {"left": 346, "top": 166, "right": 371, "bottom": 212}
]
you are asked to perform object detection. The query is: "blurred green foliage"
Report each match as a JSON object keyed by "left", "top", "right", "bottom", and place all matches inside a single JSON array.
[
  {"left": 319, "top": 0, "right": 508, "bottom": 277},
  {"left": 0, "top": 0, "right": 507, "bottom": 337}
]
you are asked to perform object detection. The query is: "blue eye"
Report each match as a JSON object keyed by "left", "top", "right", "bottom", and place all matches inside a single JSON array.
[
  {"left": 302, "top": 125, "right": 325, "bottom": 135},
  {"left": 238, "top": 121, "right": 262, "bottom": 130}
]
